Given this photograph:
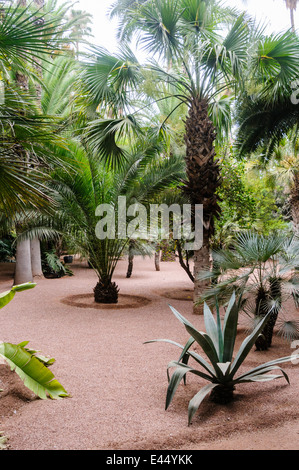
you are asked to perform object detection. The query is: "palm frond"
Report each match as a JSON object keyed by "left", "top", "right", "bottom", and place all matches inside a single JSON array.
[{"left": 277, "top": 319, "right": 299, "bottom": 342}]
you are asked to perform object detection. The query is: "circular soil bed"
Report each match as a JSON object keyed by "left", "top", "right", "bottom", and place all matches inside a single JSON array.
[
  {"left": 61, "top": 293, "right": 151, "bottom": 309},
  {"left": 156, "top": 287, "right": 193, "bottom": 301}
]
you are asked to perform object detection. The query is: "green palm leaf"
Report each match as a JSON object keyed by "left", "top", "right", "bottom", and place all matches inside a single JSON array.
[{"left": 0, "top": 3, "right": 63, "bottom": 67}]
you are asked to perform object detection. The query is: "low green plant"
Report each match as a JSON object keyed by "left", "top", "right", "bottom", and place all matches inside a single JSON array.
[
  {"left": 42, "top": 251, "right": 73, "bottom": 278},
  {"left": 146, "top": 292, "right": 299, "bottom": 425},
  {"left": 0, "top": 283, "right": 69, "bottom": 400},
  {"left": 0, "top": 239, "right": 14, "bottom": 262}
]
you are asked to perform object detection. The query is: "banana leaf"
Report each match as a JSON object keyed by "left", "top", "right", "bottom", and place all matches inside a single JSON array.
[
  {"left": 0, "top": 283, "right": 36, "bottom": 309},
  {"left": 0, "top": 342, "right": 69, "bottom": 400}
]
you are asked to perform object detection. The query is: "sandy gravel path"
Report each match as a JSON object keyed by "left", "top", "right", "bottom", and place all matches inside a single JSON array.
[{"left": 1, "top": 258, "right": 299, "bottom": 451}]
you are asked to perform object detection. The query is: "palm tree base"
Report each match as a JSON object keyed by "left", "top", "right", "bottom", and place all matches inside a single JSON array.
[
  {"left": 255, "top": 333, "right": 269, "bottom": 351},
  {"left": 94, "top": 281, "right": 119, "bottom": 304},
  {"left": 210, "top": 385, "right": 235, "bottom": 404}
]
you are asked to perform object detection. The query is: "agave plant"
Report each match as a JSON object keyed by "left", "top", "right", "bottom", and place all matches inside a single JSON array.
[
  {"left": 0, "top": 283, "right": 69, "bottom": 400},
  {"left": 146, "top": 292, "right": 298, "bottom": 425}
]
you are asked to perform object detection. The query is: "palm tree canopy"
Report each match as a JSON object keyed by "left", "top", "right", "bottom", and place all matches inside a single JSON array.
[
  {"left": 49, "top": 134, "right": 185, "bottom": 282},
  {"left": 234, "top": 30, "right": 299, "bottom": 160}
]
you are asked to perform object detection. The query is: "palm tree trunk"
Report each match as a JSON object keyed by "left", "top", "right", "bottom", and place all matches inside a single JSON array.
[
  {"left": 30, "top": 237, "right": 44, "bottom": 278},
  {"left": 255, "top": 278, "right": 282, "bottom": 350},
  {"left": 94, "top": 280, "right": 119, "bottom": 303},
  {"left": 12, "top": 0, "right": 46, "bottom": 285},
  {"left": 155, "top": 244, "right": 160, "bottom": 271},
  {"left": 290, "top": 171, "right": 299, "bottom": 236},
  {"left": 290, "top": 7, "right": 296, "bottom": 31},
  {"left": 160, "top": 239, "right": 176, "bottom": 261},
  {"left": 183, "top": 97, "right": 221, "bottom": 314},
  {"left": 14, "top": 38, "right": 31, "bottom": 284},
  {"left": 264, "top": 277, "right": 282, "bottom": 347},
  {"left": 254, "top": 280, "right": 282, "bottom": 351},
  {"left": 254, "top": 285, "right": 270, "bottom": 351},
  {"left": 285, "top": 0, "right": 297, "bottom": 32},
  {"left": 14, "top": 239, "right": 33, "bottom": 285},
  {"left": 126, "top": 246, "right": 134, "bottom": 278}
]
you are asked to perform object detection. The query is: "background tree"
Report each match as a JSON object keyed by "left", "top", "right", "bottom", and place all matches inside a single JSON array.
[
  {"left": 234, "top": 30, "right": 299, "bottom": 238},
  {"left": 86, "top": 0, "right": 255, "bottom": 313},
  {"left": 0, "top": 1, "right": 93, "bottom": 284},
  {"left": 284, "top": 0, "right": 298, "bottom": 31}
]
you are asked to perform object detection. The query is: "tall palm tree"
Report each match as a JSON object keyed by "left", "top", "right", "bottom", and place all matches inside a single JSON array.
[
  {"left": 199, "top": 231, "right": 299, "bottom": 350},
  {"left": 251, "top": 138, "right": 299, "bottom": 236},
  {"left": 0, "top": 0, "right": 91, "bottom": 217},
  {"left": 284, "top": 0, "right": 298, "bottom": 32},
  {"left": 268, "top": 1, "right": 298, "bottom": 32},
  {"left": 82, "top": 0, "right": 256, "bottom": 313}
]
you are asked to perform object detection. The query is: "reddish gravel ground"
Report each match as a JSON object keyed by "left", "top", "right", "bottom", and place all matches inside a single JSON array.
[{"left": 1, "top": 257, "right": 299, "bottom": 451}]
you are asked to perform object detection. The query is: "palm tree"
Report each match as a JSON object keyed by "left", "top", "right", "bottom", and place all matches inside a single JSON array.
[
  {"left": 109, "top": 0, "right": 150, "bottom": 42},
  {"left": 267, "top": 1, "right": 298, "bottom": 32},
  {"left": 234, "top": 30, "right": 299, "bottom": 238},
  {"left": 251, "top": 139, "right": 299, "bottom": 236},
  {"left": 284, "top": 0, "right": 298, "bottom": 31},
  {"left": 125, "top": 238, "right": 154, "bottom": 278},
  {"left": 82, "top": 0, "right": 253, "bottom": 313},
  {"left": 0, "top": 1, "right": 91, "bottom": 217},
  {"left": 50, "top": 136, "right": 185, "bottom": 303},
  {"left": 0, "top": 2, "right": 65, "bottom": 214},
  {"left": 199, "top": 231, "right": 299, "bottom": 350}
]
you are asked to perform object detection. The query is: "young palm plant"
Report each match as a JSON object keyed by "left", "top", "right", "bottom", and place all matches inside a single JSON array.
[
  {"left": 199, "top": 231, "right": 299, "bottom": 350},
  {"left": 146, "top": 291, "right": 298, "bottom": 425},
  {"left": 50, "top": 136, "right": 185, "bottom": 303}
]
